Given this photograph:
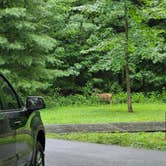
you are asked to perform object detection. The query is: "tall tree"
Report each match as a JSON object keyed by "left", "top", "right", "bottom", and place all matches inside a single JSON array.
[
  {"left": 124, "top": 0, "right": 133, "bottom": 112},
  {"left": 0, "top": 0, "right": 57, "bottom": 96}
]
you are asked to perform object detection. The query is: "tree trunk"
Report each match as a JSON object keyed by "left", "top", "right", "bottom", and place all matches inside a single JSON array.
[{"left": 125, "top": 1, "right": 133, "bottom": 113}]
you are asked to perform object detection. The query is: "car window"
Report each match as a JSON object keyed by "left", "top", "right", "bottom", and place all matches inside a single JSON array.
[{"left": 0, "top": 76, "right": 19, "bottom": 111}]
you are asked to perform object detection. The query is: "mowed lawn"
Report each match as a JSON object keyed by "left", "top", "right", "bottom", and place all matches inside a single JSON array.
[
  {"left": 40, "top": 103, "right": 166, "bottom": 124},
  {"left": 47, "top": 132, "right": 166, "bottom": 151}
]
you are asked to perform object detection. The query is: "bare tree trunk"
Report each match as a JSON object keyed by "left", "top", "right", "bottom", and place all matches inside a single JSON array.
[
  {"left": 125, "top": 1, "right": 133, "bottom": 113},
  {"left": 24, "top": 0, "right": 27, "bottom": 7}
]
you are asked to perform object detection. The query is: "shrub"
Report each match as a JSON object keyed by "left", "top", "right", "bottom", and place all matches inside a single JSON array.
[
  {"left": 45, "top": 94, "right": 100, "bottom": 107},
  {"left": 161, "top": 90, "right": 166, "bottom": 103},
  {"left": 45, "top": 91, "right": 165, "bottom": 107},
  {"left": 132, "top": 92, "right": 145, "bottom": 103},
  {"left": 113, "top": 92, "right": 127, "bottom": 104}
]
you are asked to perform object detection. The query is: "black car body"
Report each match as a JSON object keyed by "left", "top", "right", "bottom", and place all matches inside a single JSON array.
[{"left": 0, "top": 74, "right": 45, "bottom": 166}]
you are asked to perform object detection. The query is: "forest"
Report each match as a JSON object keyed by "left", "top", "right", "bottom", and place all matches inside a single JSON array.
[{"left": 0, "top": 0, "right": 165, "bottom": 102}]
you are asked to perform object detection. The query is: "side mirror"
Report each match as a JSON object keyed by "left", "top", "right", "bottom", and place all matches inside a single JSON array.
[{"left": 26, "top": 96, "right": 46, "bottom": 111}]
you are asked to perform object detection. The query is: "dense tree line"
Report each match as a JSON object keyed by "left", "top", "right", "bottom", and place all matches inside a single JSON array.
[{"left": 0, "top": 0, "right": 165, "bottom": 97}]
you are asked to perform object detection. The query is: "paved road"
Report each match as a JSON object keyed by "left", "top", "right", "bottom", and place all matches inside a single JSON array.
[{"left": 45, "top": 139, "right": 166, "bottom": 166}]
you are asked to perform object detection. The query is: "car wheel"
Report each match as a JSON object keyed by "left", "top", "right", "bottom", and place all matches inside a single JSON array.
[{"left": 34, "top": 142, "right": 45, "bottom": 166}]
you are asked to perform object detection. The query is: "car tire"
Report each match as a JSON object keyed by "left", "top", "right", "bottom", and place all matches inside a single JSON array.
[{"left": 34, "top": 142, "right": 45, "bottom": 166}]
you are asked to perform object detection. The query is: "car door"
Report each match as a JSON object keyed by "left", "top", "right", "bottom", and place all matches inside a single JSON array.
[
  {"left": 14, "top": 107, "right": 34, "bottom": 166},
  {"left": 0, "top": 75, "right": 18, "bottom": 166},
  {"left": 0, "top": 75, "right": 33, "bottom": 166}
]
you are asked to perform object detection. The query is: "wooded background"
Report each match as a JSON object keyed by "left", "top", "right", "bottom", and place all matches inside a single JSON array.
[{"left": 0, "top": 0, "right": 165, "bottom": 98}]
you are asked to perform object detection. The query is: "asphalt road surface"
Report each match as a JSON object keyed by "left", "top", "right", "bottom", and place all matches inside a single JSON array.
[{"left": 45, "top": 139, "right": 166, "bottom": 166}]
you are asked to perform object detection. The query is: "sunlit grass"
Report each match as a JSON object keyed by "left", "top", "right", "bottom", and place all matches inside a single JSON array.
[
  {"left": 47, "top": 132, "right": 166, "bottom": 151},
  {"left": 41, "top": 103, "right": 166, "bottom": 124}
]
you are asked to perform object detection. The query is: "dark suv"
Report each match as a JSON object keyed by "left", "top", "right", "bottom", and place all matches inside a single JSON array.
[{"left": 0, "top": 74, "right": 45, "bottom": 166}]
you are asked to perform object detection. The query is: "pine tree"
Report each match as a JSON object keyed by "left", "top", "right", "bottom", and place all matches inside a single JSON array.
[{"left": 0, "top": 0, "right": 56, "bottom": 96}]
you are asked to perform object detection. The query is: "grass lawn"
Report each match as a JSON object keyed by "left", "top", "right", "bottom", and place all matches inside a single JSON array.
[
  {"left": 47, "top": 132, "right": 166, "bottom": 151},
  {"left": 41, "top": 103, "right": 166, "bottom": 124}
]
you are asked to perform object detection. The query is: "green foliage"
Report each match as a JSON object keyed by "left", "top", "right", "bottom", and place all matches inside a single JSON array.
[
  {"left": 113, "top": 91, "right": 166, "bottom": 104},
  {"left": 46, "top": 94, "right": 100, "bottom": 107},
  {"left": 0, "top": 0, "right": 59, "bottom": 96},
  {"left": 45, "top": 91, "right": 166, "bottom": 107},
  {"left": 0, "top": 0, "right": 165, "bottom": 97},
  {"left": 52, "top": 0, "right": 166, "bottom": 95},
  {"left": 161, "top": 89, "right": 166, "bottom": 102}
]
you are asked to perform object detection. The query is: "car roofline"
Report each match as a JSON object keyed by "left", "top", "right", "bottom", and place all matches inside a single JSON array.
[{"left": 0, "top": 73, "right": 23, "bottom": 108}]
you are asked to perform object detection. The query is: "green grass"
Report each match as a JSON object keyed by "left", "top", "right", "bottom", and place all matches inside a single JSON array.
[
  {"left": 41, "top": 103, "right": 166, "bottom": 124},
  {"left": 47, "top": 132, "right": 166, "bottom": 151}
]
